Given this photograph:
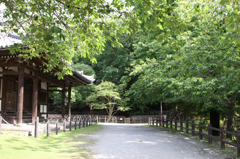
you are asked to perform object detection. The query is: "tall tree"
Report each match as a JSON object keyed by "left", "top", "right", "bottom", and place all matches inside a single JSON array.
[
  {"left": 1, "top": 0, "right": 136, "bottom": 78},
  {"left": 92, "top": 34, "right": 134, "bottom": 84},
  {"left": 87, "top": 81, "right": 129, "bottom": 122},
  {"left": 123, "top": 0, "right": 240, "bottom": 133}
]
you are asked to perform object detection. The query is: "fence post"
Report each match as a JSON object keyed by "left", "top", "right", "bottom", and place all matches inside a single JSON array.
[
  {"left": 220, "top": 127, "right": 225, "bottom": 149},
  {"left": 96, "top": 116, "right": 98, "bottom": 124},
  {"left": 208, "top": 124, "right": 212, "bottom": 144},
  {"left": 79, "top": 118, "right": 81, "bottom": 129},
  {"left": 192, "top": 120, "right": 195, "bottom": 136},
  {"left": 63, "top": 119, "right": 66, "bottom": 132},
  {"left": 199, "top": 123, "right": 202, "bottom": 140},
  {"left": 35, "top": 117, "right": 39, "bottom": 138},
  {"left": 237, "top": 130, "right": 240, "bottom": 157},
  {"left": 47, "top": 120, "right": 49, "bottom": 137},
  {"left": 163, "top": 118, "right": 165, "bottom": 127},
  {"left": 161, "top": 115, "right": 163, "bottom": 126},
  {"left": 75, "top": 119, "right": 77, "bottom": 130},
  {"left": 186, "top": 120, "right": 189, "bottom": 133},
  {"left": 83, "top": 118, "right": 85, "bottom": 127},
  {"left": 180, "top": 120, "right": 183, "bottom": 132},
  {"left": 56, "top": 119, "right": 58, "bottom": 135},
  {"left": 86, "top": 118, "right": 89, "bottom": 127},
  {"left": 170, "top": 119, "right": 172, "bottom": 129},
  {"left": 0, "top": 116, "right": 2, "bottom": 135},
  {"left": 69, "top": 119, "right": 72, "bottom": 131},
  {"left": 166, "top": 119, "right": 168, "bottom": 128},
  {"left": 175, "top": 120, "right": 177, "bottom": 130}
]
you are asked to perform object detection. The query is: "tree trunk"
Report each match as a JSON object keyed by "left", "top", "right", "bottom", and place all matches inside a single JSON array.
[
  {"left": 226, "top": 103, "right": 235, "bottom": 139},
  {"left": 210, "top": 110, "right": 220, "bottom": 136},
  {"left": 107, "top": 105, "right": 113, "bottom": 123}
]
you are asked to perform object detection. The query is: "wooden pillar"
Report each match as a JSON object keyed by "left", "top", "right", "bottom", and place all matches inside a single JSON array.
[
  {"left": 17, "top": 67, "right": 24, "bottom": 124},
  {"left": 61, "top": 86, "right": 65, "bottom": 119},
  {"left": 32, "top": 78, "right": 38, "bottom": 123},
  {"left": 46, "top": 86, "right": 49, "bottom": 119},
  {"left": 160, "top": 102, "right": 163, "bottom": 126},
  {"left": 68, "top": 86, "right": 71, "bottom": 121},
  {"left": 1, "top": 75, "right": 6, "bottom": 116},
  {"left": 35, "top": 117, "right": 39, "bottom": 138}
]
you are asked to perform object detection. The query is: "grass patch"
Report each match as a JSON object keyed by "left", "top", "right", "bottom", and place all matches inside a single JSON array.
[
  {"left": 0, "top": 124, "right": 102, "bottom": 159},
  {"left": 1, "top": 130, "right": 28, "bottom": 135}
]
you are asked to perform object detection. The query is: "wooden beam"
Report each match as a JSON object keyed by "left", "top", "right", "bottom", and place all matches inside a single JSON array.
[
  {"left": 17, "top": 67, "right": 24, "bottom": 124},
  {"left": 68, "top": 86, "right": 71, "bottom": 120},
  {"left": 0, "top": 71, "right": 19, "bottom": 75},
  {"left": 38, "top": 73, "right": 64, "bottom": 87},
  {"left": 1, "top": 76, "right": 7, "bottom": 116},
  {"left": 47, "top": 89, "right": 68, "bottom": 92},
  {"left": 47, "top": 89, "right": 62, "bottom": 92},
  {"left": 32, "top": 78, "right": 38, "bottom": 123}
]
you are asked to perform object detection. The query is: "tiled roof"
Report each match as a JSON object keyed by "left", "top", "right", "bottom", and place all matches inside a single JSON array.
[
  {"left": 75, "top": 70, "right": 95, "bottom": 83},
  {"left": 0, "top": 32, "right": 22, "bottom": 48}
]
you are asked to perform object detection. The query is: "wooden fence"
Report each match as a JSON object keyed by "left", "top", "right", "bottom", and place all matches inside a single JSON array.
[
  {"left": 0, "top": 116, "right": 98, "bottom": 138},
  {"left": 148, "top": 117, "right": 240, "bottom": 157},
  {"left": 36, "top": 116, "right": 98, "bottom": 138},
  {"left": 97, "top": 115, "right": 161, "bottom": 123}
]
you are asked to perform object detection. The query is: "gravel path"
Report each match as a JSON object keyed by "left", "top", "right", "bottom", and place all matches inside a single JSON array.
[{"left": 88, "top": 123, "right": 233, "bottom": 159}]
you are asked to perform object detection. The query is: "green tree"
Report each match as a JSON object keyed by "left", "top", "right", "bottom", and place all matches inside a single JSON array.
[
  {"left": 92, "top": 34, "right": 134, "bottom": 84},
  {"left": 1, "top": 0, "right": 136, "bottom": 78},
  {"left": 86, "top": 81, "right": 129, "bottom": 122},
  {"left": 123, "top": 0, "right": 240, "bottom": 134}
]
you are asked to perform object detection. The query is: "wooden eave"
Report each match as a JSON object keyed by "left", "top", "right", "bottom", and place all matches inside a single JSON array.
[{"left": 0, "top": 51, "right": 92, "bottom": 87}]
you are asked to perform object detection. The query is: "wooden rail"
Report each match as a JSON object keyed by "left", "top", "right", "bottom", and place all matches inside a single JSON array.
[
  {"left": 43, "top": 117, "right": 97, "bottom": 138},
  {"left": 0, "top": 116, "right": 98, "bottom": 138},
  {"left": 149, "top": 117, "right": 240, "bottom": 157}
]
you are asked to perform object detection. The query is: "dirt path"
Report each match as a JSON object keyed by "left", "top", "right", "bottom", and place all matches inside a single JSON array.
[{"left": 88, "top": 123, "right": 233, "bottom": 159}]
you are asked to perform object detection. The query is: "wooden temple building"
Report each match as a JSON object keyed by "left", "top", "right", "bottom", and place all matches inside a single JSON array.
[{"left": 0, "top": 33, "right": 94, "bottom": 124}]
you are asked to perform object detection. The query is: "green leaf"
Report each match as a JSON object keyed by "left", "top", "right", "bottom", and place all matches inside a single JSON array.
[
  {"left": 10, "top": 49, "right": 16, "bottom": 54},
  {"left": 44, "top": 34, "right": 54, "bottom": 41},
  {"left": 34, "top": 15, "right": 38, "bottom": 21},
  {"left": 13, "top": 29, "right": 18, "bottom": 33},
  {"left": 157, "top": 23, "right": 164, "bottom": 30}
]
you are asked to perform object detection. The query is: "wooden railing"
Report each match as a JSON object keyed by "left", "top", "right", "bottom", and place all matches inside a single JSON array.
[
  {"left": 0, "top": 116, "right": 98, "bottom": 138},
  {"left": 36, "top": 117, "right": 98, "bottom": 138},
  {"left": 148, "top": 117, "right": 240, "bottom": 157}
]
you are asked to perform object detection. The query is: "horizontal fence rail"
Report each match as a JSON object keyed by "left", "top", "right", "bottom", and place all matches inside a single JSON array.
[
  {"left": 148, "top": 117, "right": 240, "bottom": 157},
  {"left": 0, "top": 116, "right": 98, "bottom": 138},
  {"left": 41, "top": 117, "right": 98, "bottom": 138}
]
